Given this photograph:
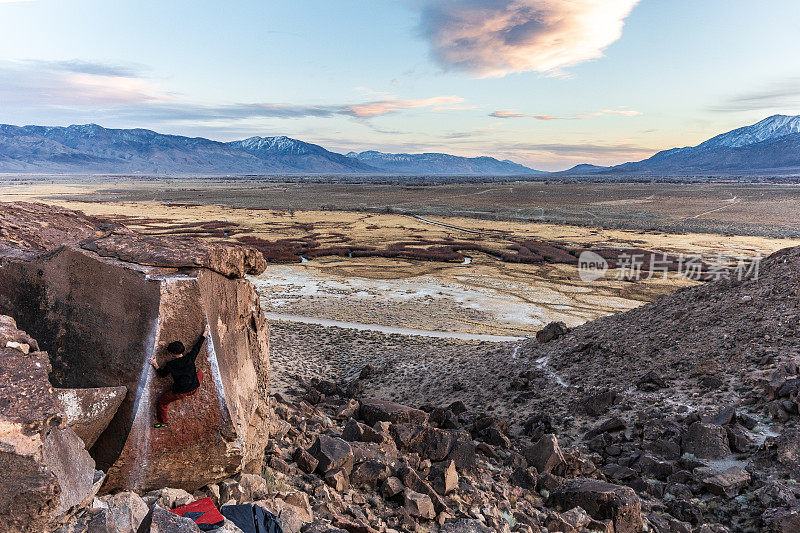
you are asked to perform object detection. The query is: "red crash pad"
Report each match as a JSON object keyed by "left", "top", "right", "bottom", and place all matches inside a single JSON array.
[{"left": 170, "top": 497, "right": 225, "bottom": 530}]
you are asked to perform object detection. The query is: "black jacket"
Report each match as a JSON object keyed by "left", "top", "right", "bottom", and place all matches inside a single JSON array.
[{"left": 156, "top": 334, "right": 205, "bottom": 394}]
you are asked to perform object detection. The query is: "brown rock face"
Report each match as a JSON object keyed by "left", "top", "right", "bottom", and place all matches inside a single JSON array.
[
  {"left": 0, "top": 202, "right": 270, "bottom": 493},
  {"left": 82, "top": 232, "right": 267, "bottom": 278},
  {"left": 0, "top": 316, "right": 98, "bottom": 531},
  {"left": 0, "top": 201, "right": 266, "bottom": 278},
  {"left": 549, "top": 478, "right": 643, "bottom": 533}
]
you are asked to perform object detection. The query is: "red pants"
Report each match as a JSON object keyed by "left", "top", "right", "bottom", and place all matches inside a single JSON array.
[{"left": 156, "top": 371, "right": 203, "bottom": 424}]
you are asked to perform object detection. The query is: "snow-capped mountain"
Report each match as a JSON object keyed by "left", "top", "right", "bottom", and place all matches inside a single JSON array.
[
  {"left": 699, "top": 115, "right": 800, "bottom": 148},
  {"left": 0, "top": 124, "right": 377, "bottom": 174},
  {"left": 603, "top": 115, "right": 800, "bottom": 175},
  {"left": 346, "top": 150, "right": 544, "bottom": 175},
  {"left": 0, "top": 124, "right": 539, "bottom": 175},
  {"left": 226, "top": 136, "right": 376, "bottom": 173}
]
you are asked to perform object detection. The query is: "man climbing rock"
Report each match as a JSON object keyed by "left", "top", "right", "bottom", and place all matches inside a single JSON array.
[{"left": 150, "top": 325, "right": 209, "bottom": 428}]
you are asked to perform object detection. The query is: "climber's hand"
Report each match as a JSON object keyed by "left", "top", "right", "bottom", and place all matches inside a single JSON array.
[
  {"left": 149, "top": 357, "right": 158, "bottom": 369},
  {"left": 204, "top": 325, "right": 210, "bottom": 336}
]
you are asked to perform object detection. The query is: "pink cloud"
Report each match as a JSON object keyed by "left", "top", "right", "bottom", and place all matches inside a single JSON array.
[
  {"left": 0, "top": 61, "right": 171, "bottom": 107},
  {"left": 422, "top": 0, "right": 640, "bottom": 77},
  {"left": 344, "top": 96, "right": 466, "bottom": 118}
]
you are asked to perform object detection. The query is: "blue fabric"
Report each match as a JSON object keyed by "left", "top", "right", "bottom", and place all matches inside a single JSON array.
[{"left": 220, "top": 504, "right": 283, "bottom": 533}]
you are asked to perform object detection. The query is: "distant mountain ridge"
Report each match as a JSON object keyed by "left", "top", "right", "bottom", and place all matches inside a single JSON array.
[
  {"left": 0, "top": 124, "right": 376, "bottom": 174},
  {"left": 560, "top": 115, "right": 800, "bottom": 175},
  {"left": 1, "top": 115, "right": 798, "bottom": 176},
  {"left": 0, "top": 123, "right": 542, "bottom": 175},
  {"left": 345, "top": 150, "right": 546, "bottom": 175}
]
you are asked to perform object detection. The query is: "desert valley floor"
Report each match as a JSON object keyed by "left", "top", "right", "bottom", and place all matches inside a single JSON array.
[{"left": 4, "top": 177, "right": 799, "bottom": 401}]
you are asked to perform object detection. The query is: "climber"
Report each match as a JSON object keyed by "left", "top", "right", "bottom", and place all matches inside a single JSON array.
[{"left": 150, "top": 324, "right": 209, "bottom": 428}]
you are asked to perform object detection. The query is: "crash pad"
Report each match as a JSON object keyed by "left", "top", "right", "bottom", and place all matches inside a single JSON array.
[{"left": 170, "top": 497, "right": 225, "bottom": 531}]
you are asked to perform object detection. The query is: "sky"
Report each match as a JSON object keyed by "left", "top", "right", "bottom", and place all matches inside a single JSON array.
[{"left": 0, "top": 0, "right": 798, "bottom": 171}]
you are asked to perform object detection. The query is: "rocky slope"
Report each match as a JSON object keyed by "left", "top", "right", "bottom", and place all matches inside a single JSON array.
[
  {"left": 57, "top": 384, "right": 649, "bottom": 533},
  {"left": 336, "top": 243, "right": 800, "bottom": 531}
]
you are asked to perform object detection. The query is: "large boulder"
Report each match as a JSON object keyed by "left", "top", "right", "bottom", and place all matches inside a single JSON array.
[
  {"left": 404, "top": 490, "right": 436, "bottom": 520},
  {"left": 136, "top": 504, "right": 201, "bottom": 532},
  {"left": 523, "top": 433, "right": 566, "bottom": 474},
  {"left": 753, "top": 430, "right": 800, "bottom": 480},
  {"left": 98, "top": 491, "right": 150, "bottom": 533},
  {"left": 549, "top": 478, "right": 643, "bottom": 533},
  {"left": 0, "top": 316, "right": 98, "bottom": 531},
  {"left": 359, "top": 400, "right": 429, "bottom": 426},
  {"left": 536, "top": 321, "right": 569, "bottom": 343},
  {"left": 54, "top": 386, "right": 128, "bottom": 448},
  {"left": 390, "top": 423, "right": 466, "bottom": 462},
  {"left": 308, "top": 435, "right": 354, "bottom": 474},
  {"left": 682, "top": 422, "right": 730, "bottom": 460},
  {"left": 0, "top": 202, "right": 271, "bottom": 493}
]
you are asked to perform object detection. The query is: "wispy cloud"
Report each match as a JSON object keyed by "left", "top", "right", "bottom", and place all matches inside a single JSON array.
[
  {"left": 713, "top": 78, "right": 800, "bottom": 112},
  {"left": 0, "top": 60, "right": 467, "bottom": 122},
  {"left": 0, "top": 60, "right": 171, "bottom": 107},
  {"left": 508, "top": 141, "right": 654, "bottom": 157},
  {"left": 490, "top": 107, "right": 641, "bottom": 120},
  {"left": 490, "top": 110, "right": 560, "bottom": 120},
  {"left": 343, "top": 96, "right": 465, "bottom": 118},
  {"left": 578, "top": 108, "right": 642, "bottom": 118},
  {"left": 420, "top": 0, "right": 640, "bottom": 77},
  {"left": 31, "top": 59, "right": 145, "bottom": 78}
]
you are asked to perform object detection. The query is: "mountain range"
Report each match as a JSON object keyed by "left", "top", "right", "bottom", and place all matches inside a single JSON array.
[
  {"left": 0, "top": 115, "right": 798, "bottom": 176},
  {"left": 560, "top": 114, "right": 800, "bottom": 175},
  {"left": 0, "top": 124, "right": 541, "bottom": 175}
]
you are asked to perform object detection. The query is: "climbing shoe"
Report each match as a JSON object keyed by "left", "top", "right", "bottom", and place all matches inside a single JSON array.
[{"left": 153, "top": 423, "right": 168, "bottom": 429}]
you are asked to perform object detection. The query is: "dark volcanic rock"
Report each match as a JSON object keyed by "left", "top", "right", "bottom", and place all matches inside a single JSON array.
[
  {"left": 702, "top": 466, "right": 751, "bottom": 498},
  {"left": 550, "top": 478, "right": 643, "bottom": 533},
  {"left": 523, "top": 433, "right": 566, "bottom": 474},
  {"left": 349, "top": 460, "right": 390, "bottom": 487},
  {"left": 359, "top": 400, "right": 429, "bottom": 426},
  {"left": 682, "top": 422, "right": 730, "bottom": 460},
  {"left": 753, "top": 430, "right": 800, "bottom": 480},
  {"left": 309, "top": 435, "right": 355, "bottom": 475},
  {"left": 536, "top": 321, "right": 569, "bottom": 343},
  {"left": 294, "top": 448, "right": 319, "bottom": 474},
  {"left": 390, "top": 423, "right": 465, "bottom": 462}
]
